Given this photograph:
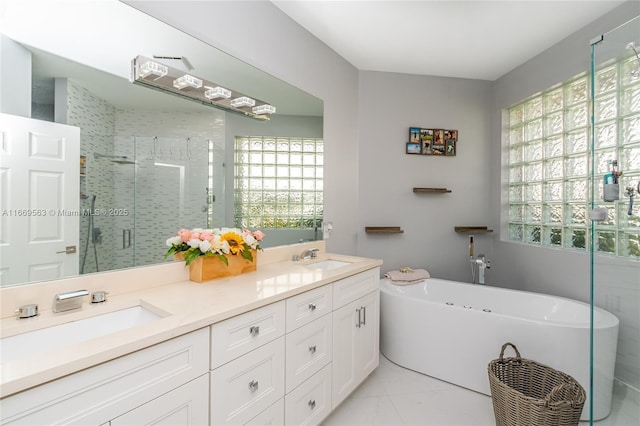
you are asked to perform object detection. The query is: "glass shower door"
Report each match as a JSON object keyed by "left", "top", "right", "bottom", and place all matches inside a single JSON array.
[
  {"left": 132, "top": 136, "right": 210, "bottom": 267},
  {"left": 589, "top": 15, "right": 640, "bottom": 425}
]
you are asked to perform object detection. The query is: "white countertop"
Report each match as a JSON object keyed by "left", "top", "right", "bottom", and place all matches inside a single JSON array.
[{"left": 0, "top": 249, "right": 382, "bottom": 398}]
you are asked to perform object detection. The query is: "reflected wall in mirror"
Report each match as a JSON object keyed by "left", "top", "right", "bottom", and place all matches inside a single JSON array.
[{"left": 0, "top": 0, "right": 323, "bottom": 288}]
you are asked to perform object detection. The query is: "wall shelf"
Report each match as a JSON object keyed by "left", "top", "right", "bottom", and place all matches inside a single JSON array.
[
  {"left": 454, "top": 226, "right": 493, "bottom": 234},
  {"left": 413, "top": 187, "right": 451, "bottom": 193},
  {"left": 365, "top": 226, "right": 404, "bottom": 234}
]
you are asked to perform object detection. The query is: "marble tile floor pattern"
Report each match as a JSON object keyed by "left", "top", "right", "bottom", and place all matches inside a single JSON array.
[{"left": 323, "top": 353, "right": 640, "bottom": 426}]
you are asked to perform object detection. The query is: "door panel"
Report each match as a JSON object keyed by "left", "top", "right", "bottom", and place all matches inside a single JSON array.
[{"left": 0, "top": 113, "right": 80, "bottom": 286}]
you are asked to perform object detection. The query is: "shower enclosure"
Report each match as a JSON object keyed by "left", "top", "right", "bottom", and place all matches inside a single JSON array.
[
  {"left": 80, "top": 135, "right": 222, "bottom": 274},
  {"left": 589, "top": 15, "right": 640, "bottom": 425}
]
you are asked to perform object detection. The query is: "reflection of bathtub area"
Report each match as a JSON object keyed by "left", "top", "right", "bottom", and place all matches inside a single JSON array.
[{"left": 379, "top": 278, "right": 619, "bottom": 421}]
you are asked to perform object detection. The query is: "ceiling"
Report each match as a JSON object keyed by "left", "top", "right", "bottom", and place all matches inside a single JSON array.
[{"left": 272, "top": 0, "right": 627, "bottom": 81}]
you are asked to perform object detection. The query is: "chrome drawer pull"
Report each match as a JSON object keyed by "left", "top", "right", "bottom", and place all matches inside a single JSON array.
[
  {"left": 308, "top": 400, "right": 316, "bottom": 409},
  {"left": 309, "top": 345, "right": 317, "bottom": 354},
  {"left": 308, "top": 303, "right": 316, "bottom": 311},
  {"left": 249, "top": 325, "right": 260, "bottom": 336},
  {"left": 249, "top": 380, "right": 259, "bottom": 392}
]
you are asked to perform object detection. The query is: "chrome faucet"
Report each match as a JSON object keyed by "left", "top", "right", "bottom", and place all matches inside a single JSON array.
[
  {"left": 473, "top": 254, "right": 491, "bottom": 284},
  {"left": 53, "top": 289, "right": 89, "bottom": 313},
  {"left": 299, "top": 248, "right": 319, "bottom": 260}
]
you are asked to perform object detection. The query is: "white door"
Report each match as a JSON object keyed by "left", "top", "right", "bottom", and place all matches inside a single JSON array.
[{"left": 0, "top": 113, "right": 80, "bottom": 286}]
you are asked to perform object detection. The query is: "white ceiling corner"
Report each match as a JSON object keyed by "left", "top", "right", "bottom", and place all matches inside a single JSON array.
[{"left": 272, "top": 0, "right": 627, "bottom": 81}]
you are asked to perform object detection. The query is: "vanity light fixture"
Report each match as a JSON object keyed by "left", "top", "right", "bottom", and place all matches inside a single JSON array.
[
  {"left": 131, "top": 55, "right": 276, "bottom": 121},
  {"left": 252, "top": 104, "right": 276, "bottom": 115},
  {"left": 204, "top": 86, "right": 231, "bottom": 100},
  {"left": 230, "top": 96, "right": 255, "bottom": 108},
  {"left": 173, "top": 74, "right": 203, "bottom": 90},
  {"left": 139, "top": 60, "right": 168, "bottom": 79}
]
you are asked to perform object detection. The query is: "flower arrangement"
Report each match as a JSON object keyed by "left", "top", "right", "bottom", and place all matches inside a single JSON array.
[{"left": 165, "top": 227, "right": 265, "bottom": 266}]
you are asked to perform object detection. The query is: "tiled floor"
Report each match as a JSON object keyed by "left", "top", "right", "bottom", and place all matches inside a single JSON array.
[{"left": 323, "top": 353, "right": 640, "bottom": 426}]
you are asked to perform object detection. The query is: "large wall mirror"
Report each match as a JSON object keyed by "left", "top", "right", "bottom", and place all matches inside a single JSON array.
[{"left": 0, "top": 0, "right": 323, "bottom": 287}]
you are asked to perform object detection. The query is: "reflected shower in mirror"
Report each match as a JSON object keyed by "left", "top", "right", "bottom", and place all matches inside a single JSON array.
[{"left": 0, "top": 0, "right": 323, "bottom": 288}]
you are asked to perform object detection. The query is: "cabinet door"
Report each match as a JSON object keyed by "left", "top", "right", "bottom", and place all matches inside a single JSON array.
[
  {"left": 284, "top": 364, "right": 332, "bottom": 426},
  {"left": 285, "top": 313, "right": 332, "bottom": 393},
  {"left": 331, "top": 299, "right": 359, "bottom": 408},
  {"left": 111, "top": 374, "right": 209, "bottom": 426},
  {"left": 331, "top": 290, "right": 380, "bottom": 409},
  {"left": 210, "top": 337, "right": 285, "bottom": 426},
  {"left": 356, "top": 290, "right": 380, "bottom": 380}
]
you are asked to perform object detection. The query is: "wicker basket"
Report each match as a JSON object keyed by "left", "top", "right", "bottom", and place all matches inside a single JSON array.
[{"left": 488, "top": 342, "right": 586, "bottom": 426}]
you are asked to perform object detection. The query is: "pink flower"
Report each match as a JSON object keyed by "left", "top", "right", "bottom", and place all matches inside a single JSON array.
[
  {"left": 178, "top": 228, "right": 191, "bottom": 243},
  {"left": 200, "top": 231, "right": 214, "bottom": 241},
  {"left": 252, "top": 230, "right": 265, "bottom": 241},
  {"left": 191, "top": 232, "right": 200, "bottom": 240}
]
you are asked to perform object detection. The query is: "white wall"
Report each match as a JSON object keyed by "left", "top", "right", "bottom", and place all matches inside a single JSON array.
[
  {"left": 491, "top": 1, "right": 640, "bottom": 389},
  {"left": 0, "top": 34, "right": 31, "bottom": 116},
  {"left": 356, "top": 71, "right": 493, "bottom": 280}
]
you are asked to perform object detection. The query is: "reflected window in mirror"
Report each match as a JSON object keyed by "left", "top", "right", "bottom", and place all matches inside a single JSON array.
[{"left": 234, "top": 137, "right": 323, "bottom": 243}]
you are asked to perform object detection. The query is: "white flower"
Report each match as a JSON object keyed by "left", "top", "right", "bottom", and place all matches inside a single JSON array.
[
  {"left": 188, "top": 238, "right": 201, "bottom": 249},
  {"left": 166, "top": 236, "right": 182, "bottom": 247},
  {"left": 221, "top": 240, "right": 230, "bottom": 254},
  {"left": 192, "top": 228, "right": 204, "bottom": 233},
  {"left": 243, "top": 233, "right": 256, "bottom": 246},
  {"left": 210, "top": 235, "right": 223, "bottom": 253},
  {"left": 199, "top": 240, "right": 212, "bottom": 253}
]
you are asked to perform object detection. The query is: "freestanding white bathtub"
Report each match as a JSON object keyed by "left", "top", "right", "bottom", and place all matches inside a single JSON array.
[{"left": 380, "top": 278, "right": 619, "bottom": 421}]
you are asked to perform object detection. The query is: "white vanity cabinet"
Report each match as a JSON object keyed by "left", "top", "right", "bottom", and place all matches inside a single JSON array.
[
  {"left": 0, "top": 328, "right": 210, "bottom": 425},
  {"left": 331, "top": 268, "right": 380, "bottom": 409},
  {"left": 209, "top": 302, "right": 286, "bottom": 426},
  {"left": 208, "top": 267, "right": 380, "bottom": 426}
]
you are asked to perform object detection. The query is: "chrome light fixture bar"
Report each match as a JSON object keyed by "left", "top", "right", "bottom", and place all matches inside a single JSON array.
[{"left": 131, "top": 55, "right": 276, "bottom": 121}]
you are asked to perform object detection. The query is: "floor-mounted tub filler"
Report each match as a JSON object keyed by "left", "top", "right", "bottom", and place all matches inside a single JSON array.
[{"left": 379, "top": 278, "right": 619, "bottom": 421}]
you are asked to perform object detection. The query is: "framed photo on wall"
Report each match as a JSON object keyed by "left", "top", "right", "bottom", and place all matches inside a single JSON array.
[
  {"left": 444, "top": 129, "right": 457, "bottom": 156},
  {"left": 406, "top": 127, "right": 458, "bottom": 156},
  {"left": 406, "top": 142, "right": 421, "bottom": 154}
]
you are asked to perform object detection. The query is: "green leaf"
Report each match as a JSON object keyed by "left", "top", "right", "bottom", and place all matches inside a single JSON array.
[
  {"left": 217, "top": 253, "right": 229, "bottom": 265},
  {"left": 240, "top": 246, "right": 254, "bottom": 262}
]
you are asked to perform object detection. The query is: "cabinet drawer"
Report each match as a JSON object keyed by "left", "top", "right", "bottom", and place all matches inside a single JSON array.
[
  {"left": 1, "top": 328, "right": 209, "bottom": 425},
  {"left": 211, "top": 300, "right": 285, "bottom": 369},
  {"left": 244, "top": 398, "right": 284, "bottom": 426},
  {"left": 285, "top": 284, "right": 332, "bottom": 332},
  {"left": 111, "top": 374, "right": 209, "bottom": 425},
  {"left": 284, "top": 364, "right": 332, "bottom": 426},
  {"left": 210, "top": 337, "right": 285, "bottom": 426},
  {"left": 332, "top": 268, "right": 379, "bottom": 309},
  {"left": 285, "top": 313, "right": 332, "bottom": 393}
]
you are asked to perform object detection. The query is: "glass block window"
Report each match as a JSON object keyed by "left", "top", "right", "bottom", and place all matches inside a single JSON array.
[
  {"left": 234, "top": 136, "right": 323, "bottom": 229},
  {"left": 507, "top": 56, "right": 640, "bottom": 259}
]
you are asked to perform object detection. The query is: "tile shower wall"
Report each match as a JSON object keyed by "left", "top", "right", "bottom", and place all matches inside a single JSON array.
[
  {"left": 66, "top": 80, "right": 118, "bottom": 274},
  {"left": 114, "top": 109, "right": 224, "bottom": 268}
]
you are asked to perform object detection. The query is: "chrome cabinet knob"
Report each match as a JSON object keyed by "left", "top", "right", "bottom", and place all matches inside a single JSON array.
[
  {"left": 308, "top": 303, "right": 316, "bottom": 311},
  {"left": 308, "top": 400, "right": 316, "bottom": 409},
  {"left": 248, "top": 380, "right": 259, "bottom": 392},
  {"left": 309, "top": 345, "right": 317, "bottom": 354},
  {"left": 249, "top": 325, "right": 260, "bottom": 336}
]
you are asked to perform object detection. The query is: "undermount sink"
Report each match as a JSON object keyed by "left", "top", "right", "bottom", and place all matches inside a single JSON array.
[
  {"left": 1, "top": 305, "right": 163, "bottom": 364},
  {"left": 304, "top": 259, "right": 352, "bottom": 270}
]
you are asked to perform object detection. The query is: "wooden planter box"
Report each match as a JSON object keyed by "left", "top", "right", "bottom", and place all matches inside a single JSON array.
[{"left": 187, "top": 250, "right": 257, "bottom": 283}]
